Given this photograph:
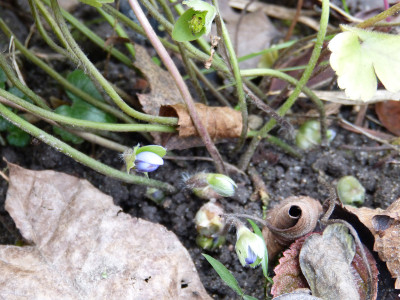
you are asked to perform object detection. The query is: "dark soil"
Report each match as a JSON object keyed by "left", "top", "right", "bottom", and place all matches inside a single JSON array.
[{"left": 0, "top": 1, "right": 400, "bottom": 299}]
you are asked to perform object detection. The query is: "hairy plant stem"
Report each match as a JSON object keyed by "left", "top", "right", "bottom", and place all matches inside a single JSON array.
[
  {"left": 0, "top": 102, "right": 176, "bottom": 193},
  {"left": 39, "top": 0, "right": 132, "bottom": 66},
  {"left": 0, "top": 90, "right": 176, "bottom": 133},
  {"left": 128, "top": 0, "right": 226, "bottom": 173},
  {"left": 0, "top": 53, "right": 49, "bottom": 109},
  {"left": 50, "top": 0, "right": 177, "bottom": 126},
  {"left": 357, "top": 2, "right": 400, "bottom": 28},
  {"left": 96, "top": 7, "right": 136, "bottom": 58},
  {"left": 213, "top": 0, "right": 248, "bottom": 150},
  {"left": 0, "top": 19, "right": 137, "bottom": 124},
  {"left": 138, "top": 0, "right": 229, "bottom": 73},
  {"left": 156, "top": 0, "right": 208, "bottom": 104},
  {"left": 29, "top": 0, "right": 76, "bottom": 63},
  {"left": 238, "top": 0, "right": 329, "bottom": 170}
]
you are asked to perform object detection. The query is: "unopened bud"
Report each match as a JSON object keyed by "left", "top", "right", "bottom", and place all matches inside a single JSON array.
[
  {"left": 194, "top": 201, "right": 224, "bottom": 237},
  {"left": 337, "top": 176, "right": 365, "bottom": 206},
  {"left": 185, "top": 173, "right": 237, "bottom": 199}
]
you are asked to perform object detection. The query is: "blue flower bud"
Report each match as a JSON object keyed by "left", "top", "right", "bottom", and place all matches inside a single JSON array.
[
  {"left": 135, "top": 151, "right": 164, "bottom": 172},
  {"left": 235, "top": 226, "right": 266, "bottom": 268}
]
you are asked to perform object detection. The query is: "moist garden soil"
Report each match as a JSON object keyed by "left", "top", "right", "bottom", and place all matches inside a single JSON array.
[{"left": 0, "top": 2, "right": 400, "bottom": 299}]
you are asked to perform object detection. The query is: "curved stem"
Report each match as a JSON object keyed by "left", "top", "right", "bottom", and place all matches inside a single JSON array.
[
  {"left": 0, "top": 103, "right": 177, "bottom": 193},
  {"left": 0, "top": 18, "right": 136, "bottom": 124},
  {"left": 0, "top": 89, "right": 176, "bottom": 133},
  {"left": 128, "top": 0, "right": 226, "bottom": 174},
  {"left": 357, "top": 2, "right": 400, "bottom": 28},
  {"left": 238, "top": 0, "right": 329, "bottom": 170},
  {"left": 213, "top": 0, "right": 248, "bottom": 151},
  {"left": 49, "top": 0, "right": 177, "bottom": 125}
]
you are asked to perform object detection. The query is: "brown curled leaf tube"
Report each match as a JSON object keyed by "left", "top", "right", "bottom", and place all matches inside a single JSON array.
[
  {"left": 160, "top": 103, "right": 242, "bottom": 139},
  {"left": 262, "top": 196, "right": 322, "bottom": 260}
]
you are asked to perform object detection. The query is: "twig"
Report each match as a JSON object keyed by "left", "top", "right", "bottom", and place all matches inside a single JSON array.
[
  {"left": 128, "top": 0, "right": 226, "bottom": 174},
  {"left": 284, "top": 0, "right": 303, "bottom": 41}
]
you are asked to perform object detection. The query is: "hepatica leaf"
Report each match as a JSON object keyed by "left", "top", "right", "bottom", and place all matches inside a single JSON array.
[
  {"left": 172, "top": 0, "right": 216, "bottom": 42},
  {"left": 329, "top": 25, "right": 400, "bottom": 101}
]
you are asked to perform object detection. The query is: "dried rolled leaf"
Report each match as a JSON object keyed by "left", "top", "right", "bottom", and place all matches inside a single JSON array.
[
  {"left": 371, "top": 197, "right": 400, "bottom": 289},
  {"left": 159, "top": 103, "right": 242, "bottom": 138},
  {"left": 262, "top": 196, "right": 322, "bottom": 260},
  {"left": 375, "top": 100, "right": 400, "bottom": 136},
  {"left": 345, "top": 205, "right": 384, "bottom": 234}
]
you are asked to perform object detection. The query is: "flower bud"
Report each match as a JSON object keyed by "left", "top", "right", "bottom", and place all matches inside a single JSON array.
[
  {"left": 235, "top": 225, "right": 266, "bottom": 268},
  {"left": 145, "top": 187, "right": 165, "bottom": 204},
  {"left": 296, "top": 120, "right": 336, "bottom": 150},
  {"left": 337, "top": 175, "right": 365, "bottom": 206},
  {"left": 185, "top": 173, "right": 237, "bottom": 199},
  {"left": 194, "top": 201, "right": 224, "bottom": 237},
  {"left": 135, "top": 151, "right": 164, "bottom": 172},
  {"left": 196, "top": 235, "right": 226, "bottom": 250}
]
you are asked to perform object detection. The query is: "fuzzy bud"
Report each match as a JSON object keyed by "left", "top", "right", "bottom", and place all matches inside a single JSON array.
[
  {"left": 235, "top": 225, "right": 266, "bottom": 268},
  {"left": 185, "top": 173, "right": 237, "bottom": 199}
]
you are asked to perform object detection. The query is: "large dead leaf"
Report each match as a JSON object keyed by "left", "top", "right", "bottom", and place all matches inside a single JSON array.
[
  {"left": 218, "top": 0, "right": 280, "bottom": 69},
  {"left": 1, "top": 163, "right": 210, "bottom": 299},
  {"left": 134, "top": 45, "right": 183, "bottom": 116}
]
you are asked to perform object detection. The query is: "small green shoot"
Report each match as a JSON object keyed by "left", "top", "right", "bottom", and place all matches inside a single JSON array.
[
  {"left": 329, "top": 25, "right": 400, "bottom": 101},
  {"left": 172, "top": 0, "right": 216, "bottom": 42}
]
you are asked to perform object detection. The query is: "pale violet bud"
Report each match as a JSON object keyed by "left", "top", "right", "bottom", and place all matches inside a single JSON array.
[
  {"left": 194, "top": 201, "right": 225, "bottom": 237},
  {"left": 135, "top": 151, "right": 164, "bottom": 172},
  {"left": 235, "top": 225, "right": 266, "bottom": 268},
  {"left": 185, "top": 173, "right": 237, "bottom": 199},
  {"left": 296, "top": 120, "right": 336, "bottom": 150}
]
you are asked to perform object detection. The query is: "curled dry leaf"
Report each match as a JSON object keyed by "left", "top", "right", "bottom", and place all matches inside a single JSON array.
[
  {"left": 262, "top": 196, "right": 322, "bottom": 260},
  {"left": 1, "top": 163, "right": 211, "bottom": 299},
  {"left": 371, "top": 197, "right": 400, "bottom": 289},
  {"left": 160, "top": 103, "right": 242, "bottom": 139}
]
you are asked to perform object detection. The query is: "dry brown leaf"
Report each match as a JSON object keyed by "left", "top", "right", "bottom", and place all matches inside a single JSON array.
[
  {"left": 160, "top": 103, "right": 242, "bottom": 139},
  {"left": 371, "top": 197, "right": 400, "bottom": 289},
  {"left": 133, "top": 45, "right": 183, "bottom": 116},
  {"left": 375, "top": 101, "right": 400, "bottom": 136},
  {"left": 345, "top": 205, "right": 384, "bottom": 234},
  {"left": 262, "top": 196, "right": 322, "bottom": 260},
  {"left": 1, "top": 163, "right": 210, "bottom": 299},
  {"left": 217, "top": 0, "right": 280, "bottom": 69}
]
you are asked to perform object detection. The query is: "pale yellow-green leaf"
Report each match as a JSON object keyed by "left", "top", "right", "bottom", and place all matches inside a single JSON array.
[{"left": 329, "top": 25, "right": 400, "bottom": 101}]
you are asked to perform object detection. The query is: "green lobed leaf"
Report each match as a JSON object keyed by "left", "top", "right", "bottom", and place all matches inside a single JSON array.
[
  {"left": 66, "top": 70, "right": 104, "bottom": 104},
  {"left": 202, "top": 254, "right": 243, "bottom": 296},
  {"left": 329, "top": 25, "right": 400, "bottom": 101},
  {"left": 52, "top": 106, "right": 84, "bottom": 144},
  {"left": 136, "top": 145, "right": 166, "bottom": 157},
  {"left": 6, "top": 123, "right": 31, "bottom": 147},
  {"left": 77, "top": 0, "right": 114, "bottom": 8}
]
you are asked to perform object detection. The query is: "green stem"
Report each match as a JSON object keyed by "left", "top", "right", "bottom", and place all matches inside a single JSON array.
[
  {"left": 0, "top": 102, "right": 177, "bottom": 193},
  {"left": 0, "top": 52, "right": 50, "bottom": 110},
  {"left": 29, "top": 0, "right": 76, "bottom": 63},
  {"left": 39, "top": 0, "right": 132, "bottom": 66},
  {"left": 156, "top": 0, "right": 208, "bottom": 104},
  {"left": 96, "top": 7, "right": 136, "bottom": 58},
  {"left": 50, "top": 0, "right": 177, "bottom": 125},
  {"left": 0, "top": 18, "right": 136, "bottom": 124},
  {"left": 0, "top": 88, "right": 176, "bottom": 133},
  {"left": 238, "top": 0, "right": 329, "bottom": 170},
  {"left": 213, "top": 0, "right": 247, "bottom": 150},
  {"left": 128, "top": 0, "right": 226, "bottom": 174},
  {"left": 357, "top": 2, "right": 400, "bottom": 28}
]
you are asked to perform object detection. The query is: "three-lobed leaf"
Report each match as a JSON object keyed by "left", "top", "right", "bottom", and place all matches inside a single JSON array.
[{"left": 329, "top": 25, "right": 400, "bottom": 101}]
